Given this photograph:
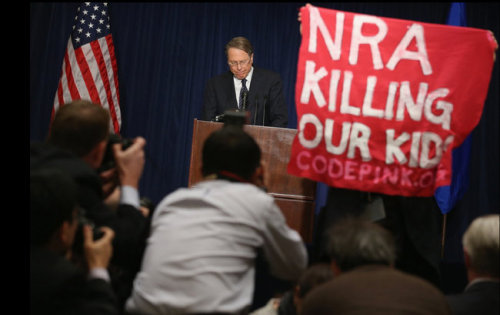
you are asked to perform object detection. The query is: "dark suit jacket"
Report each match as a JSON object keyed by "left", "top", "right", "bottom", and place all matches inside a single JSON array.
[
  {"left": 30, "top": 247, "right": 118, "bottom": 315},
  {"left": 302, "top": 265, "right": 452, "bottom": 315},
  {"left": 446, "top": 280, "right": 500, "bottom": 315},
  {"left": 202, "top": 67, "right": 288, "bottom": 127},
  {"left": 30, "top": 142, "right": 148, "bottom": 263},
  {"left": 30, "top": 142, "right": 149, "bottom": 311}
]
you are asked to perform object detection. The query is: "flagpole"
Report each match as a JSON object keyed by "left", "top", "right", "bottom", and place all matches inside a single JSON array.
[{"left": 441, "top": 214, "right": 447, "bottom": 259}]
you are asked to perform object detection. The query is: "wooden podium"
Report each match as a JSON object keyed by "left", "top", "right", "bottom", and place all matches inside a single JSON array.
[{"left": 188, "top": 119, "right": 316, "bottom": 243}]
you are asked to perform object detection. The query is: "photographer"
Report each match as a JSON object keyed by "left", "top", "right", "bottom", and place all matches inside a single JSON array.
[
  {"left": 30, "top": 168, "right": 117, "bottom": 315},
  {"left": 126, "top": 121, "right": 307, "bottom": 314},
  {"left": 30, "top": 99, "right": 149, "bottom": 312}
]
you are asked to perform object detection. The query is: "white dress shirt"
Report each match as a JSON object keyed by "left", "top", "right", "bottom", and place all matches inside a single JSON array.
[
  {"left": 120, "top": 185, "right": 141, "bottom": 209},
  {"left": 126, "top": 179, "right": 307, "bottom": 314}
]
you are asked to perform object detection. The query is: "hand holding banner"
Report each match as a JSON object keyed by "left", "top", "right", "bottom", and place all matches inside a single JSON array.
[{"left": 288, "top": 5, "right": 497, "bottom": 197}]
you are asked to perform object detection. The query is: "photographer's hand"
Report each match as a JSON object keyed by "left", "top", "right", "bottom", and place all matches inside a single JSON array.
[
  {"left": 252, "top": 161, "right": 269, "bottom": 191},
  {"left": 112, "top": 137, "right": 146, "bottom": 188},
  {"left": 83, "top": 225, "right": 114, "bottom": 270},
  {"left": 100, "top": 167, "right": 118, "bottom": 199},
  {"left": 298, "top": 3, "right": 312, "bottom": 35}
]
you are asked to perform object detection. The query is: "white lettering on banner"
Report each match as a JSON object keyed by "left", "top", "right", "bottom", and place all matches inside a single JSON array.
[
  {"left": 298, "top": 113, "right": 323, "bottom": 149},
  {"left": 385, "top": 129, "right": 455, "bottom": 168},
  {"left": 425, "top": 88, "right": 453, "bottom": 130},
  {"left": 328, "top": 70, "right": 341, "bottom": 112},
  {"left": 300, "top": 60, "right": 328, "bottom": 107},
  {"left": 324, "top": 119, "right": 350, "bottom": 155},
  {"left": 299, "top": 65, "right": 454, "bottom": 128},
  {"left": 298, "top": 114, "right": 455, "bottom": 168},
  {"left": 350, "top": 14, "right": 388, "bottom": 70},
  {"left": 340, "top": 71, "right": 360, "bottom": 116},
  {"left": 396, "top": 82, "right": 428, "bottom": 122},
  {"left": 348, "top": 122, "right": 371, "bottom": 161},
  {"left": 308, "top": 7, "right": 432, "bottom": 74},
  {"left": 309, "top": 7, "right": 344, "bottom": 61},
  {"left": 385, "top": 129, "right": 410, "bottom": 165},
  {"left": 300, "top": 117, "right": 372, "bottom": 161},
  {"left": 409, "top": 132, "right": 421, "bottom": 167},
  {"left": 386, "top": 24, "right": 433, "bottom": 75},
  {"left": 362, "top": 76, "right": 383, "bottom": 118},
  {"left": 295, "top": 152, "right": 449, "bottom": 189},
  {"left": 293, "top": 5, "right": 496, "bottom": 196},
  {"left": 384, "top": 82, "right": 399, "bottom": 119}
]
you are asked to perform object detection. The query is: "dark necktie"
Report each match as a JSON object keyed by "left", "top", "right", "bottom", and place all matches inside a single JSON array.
[{"left": 239, "top": 78, "right": 248, "bottom": 109}]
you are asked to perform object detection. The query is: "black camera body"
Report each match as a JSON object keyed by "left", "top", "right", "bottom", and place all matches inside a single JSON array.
[
  {"left": 77, "top": 209, "right": 105, "bottom": 241},
  {"left": 98, "top": 133, "right": 133, "bottom": 172},
  {"left": 70, "top": 207, "right": 103, "bottom": 267}
]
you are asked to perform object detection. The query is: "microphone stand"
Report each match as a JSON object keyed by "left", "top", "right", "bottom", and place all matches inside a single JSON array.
[
  {"left": 253, "top": 96, "right": 258, "bottom": 125},
  {"left": 262, "top": 96, "right": 267, "bottom": 126}
]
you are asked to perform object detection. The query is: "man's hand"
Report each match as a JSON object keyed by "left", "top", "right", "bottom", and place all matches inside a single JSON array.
[
  {"left": 83, "top": 225, "right": 114, "bottom": 270},
  {"left": 99, "top": 167, "right": 118, "bottom": 199},
  {"left": 298, "top": 3, "right": 312, "bottom": 35},
  {"left": 252, "top": 161, "right": 269, "bottom": 191},
  {"left": 112, "top": 137, "right": 146, "bottom": 188},
  {"left": 103, "top": 186, "right": 120, "bottom": 211},
  {"left": 488, "top": 31, "right": 498, "bottom": 62}
]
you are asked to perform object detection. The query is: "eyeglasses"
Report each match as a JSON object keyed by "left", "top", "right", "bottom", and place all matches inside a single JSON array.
[{"left": 228, "top": 59, "right": 251, "bottom": 68}]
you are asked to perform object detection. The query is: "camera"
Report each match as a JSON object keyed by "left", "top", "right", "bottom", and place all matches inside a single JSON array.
[
  {"left": 77, "top": 208, "right": 105, "bottom": 241},
  {"left": 70, "top": 207, "right": 104, "bottom": 268},
  {"left": 98, "top": 133, "right": 134, "bottom": 172}
]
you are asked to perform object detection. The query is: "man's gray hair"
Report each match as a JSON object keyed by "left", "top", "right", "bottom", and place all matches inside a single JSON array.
[
  {"left": 463, "top": 214, "right": 499, "bottom": 278},
  {"left": 225, "top": 36, "right": 254, "bottom": 57},
  {"left": 326, "top": 217, "right": 396, "bottom": 272}
]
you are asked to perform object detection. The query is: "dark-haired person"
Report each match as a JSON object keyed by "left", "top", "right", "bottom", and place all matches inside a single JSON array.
[
  {"left": 30, "top": 99, "right": 149, "bottom": 311},
  {"left": 202, "top": 36, "right": 288, "bottom": 127},
  {"left": 126, "top": 126, "right": 307, "bottom": 314},
  {"left": 251, "top": 263, "right": 334, "bottom": 315},
  {"left": 30, "top": 168, "right": 117, "bottom": 315},
  {"left": 301, "top": 218, "right": 452, "bottom": 315},
  {"left": 446, "top": 214, "right": 499, "bottom": 315}
]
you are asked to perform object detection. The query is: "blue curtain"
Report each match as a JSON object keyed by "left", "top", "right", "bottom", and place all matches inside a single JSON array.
[{"left": 30, "top": 3, "right": 499, "bottom": 266}]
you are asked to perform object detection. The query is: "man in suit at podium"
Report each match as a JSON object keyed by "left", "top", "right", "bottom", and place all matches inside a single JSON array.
[{"left": 202, "top": 36, "right": 288, "bottom": 127}]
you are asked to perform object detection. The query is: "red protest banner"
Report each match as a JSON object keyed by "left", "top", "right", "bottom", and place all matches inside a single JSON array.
[{"left": 288, "top": 5, "right": 497, "bottom": 197}]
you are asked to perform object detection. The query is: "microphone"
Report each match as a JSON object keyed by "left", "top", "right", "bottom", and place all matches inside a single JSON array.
[
  {"left": 241, "top": 91, "right": 248, "bottom": 111},
  {"left": 253, "top": 95, "right": 259, "bottom": 125},
  {"left": 214, "top": 114, "right": 225, "bottom": 122},
  {"left": 262, "top": 95, "right": 267, "bottom": 126}
]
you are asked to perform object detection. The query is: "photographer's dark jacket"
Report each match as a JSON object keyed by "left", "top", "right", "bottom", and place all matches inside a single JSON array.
[
  {"left": 30, "top": 142, "right": 149, "bottom": 310},
  {"left": 30, "top": 246, "right": 118, "bottom": 315}
]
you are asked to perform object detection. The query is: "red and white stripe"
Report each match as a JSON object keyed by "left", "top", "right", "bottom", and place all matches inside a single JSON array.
[{"left": 52, "top": 34, "right": 121, "bottom": 134}]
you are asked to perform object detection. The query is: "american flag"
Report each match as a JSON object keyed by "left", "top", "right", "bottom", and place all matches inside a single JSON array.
[{"left": 52, "top": 2, "right": 121, "bottom": 133}]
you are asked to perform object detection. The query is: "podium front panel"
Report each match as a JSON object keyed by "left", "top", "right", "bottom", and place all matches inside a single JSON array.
[{"left": 189, "top": 119, "right": 316, "bottom": 242}]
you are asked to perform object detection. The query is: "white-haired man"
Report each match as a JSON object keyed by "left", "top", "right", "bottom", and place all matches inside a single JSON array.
[{"left": 446, "top": 214, "right": 499, "bottom": 315}]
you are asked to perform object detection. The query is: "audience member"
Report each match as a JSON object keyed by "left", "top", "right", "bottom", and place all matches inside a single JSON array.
[
  {"left": 202, "top": 36, "right": 288, "bottom": 127},
  {"left": 301, "top": 218, "right": 452, "bottom": 315},
  {"left": 446, "top": 214, "right": 499, "bottom": 315},
  {"left": 126, "top": 125, "right": 307, "bottom": 314},
  {"left": 30, "top": 99, "right": 148, "bottom": 311},
  {"left": 251, "top": 263, "right": 334, "bottom": 315},
  {"left": 30, "top": 168, "right": 117, "bottom": 315}
]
